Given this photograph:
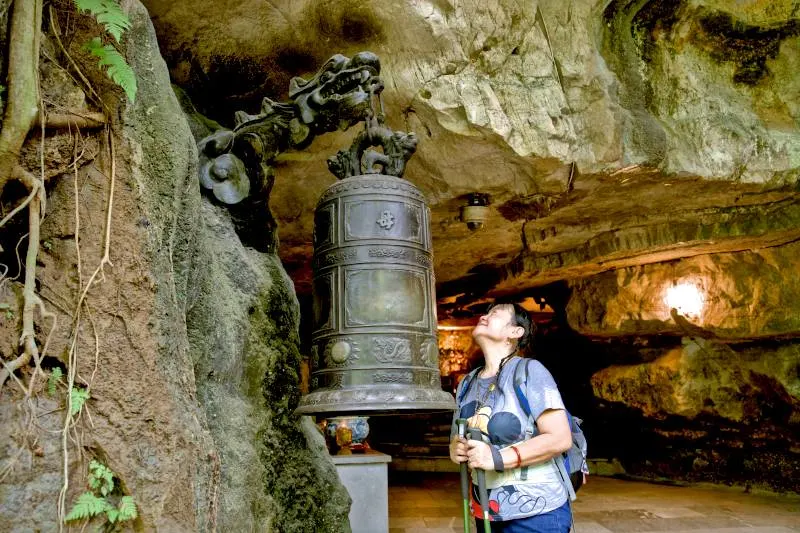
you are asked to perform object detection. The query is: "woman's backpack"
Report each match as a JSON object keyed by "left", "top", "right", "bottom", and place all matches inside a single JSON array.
[{"left": 512, "top": 359, "right": 588, "bottom": 499}]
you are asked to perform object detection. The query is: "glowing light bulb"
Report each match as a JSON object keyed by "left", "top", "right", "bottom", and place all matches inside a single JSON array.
[{"left": 664, "top": 282, "right": 704, "bottom": 318}]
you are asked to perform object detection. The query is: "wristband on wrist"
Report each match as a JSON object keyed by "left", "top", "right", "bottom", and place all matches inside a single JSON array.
[
  {"left": 510, "top": 445, "right": 522, "bottom": 469},
  {"left": 490, "top": 445, "right": 504, "bottom": 472}
]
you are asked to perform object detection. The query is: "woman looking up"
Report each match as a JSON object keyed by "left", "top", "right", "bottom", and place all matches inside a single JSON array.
[{"left": 449, "top": 303, "right": 573, "bottom": 533}]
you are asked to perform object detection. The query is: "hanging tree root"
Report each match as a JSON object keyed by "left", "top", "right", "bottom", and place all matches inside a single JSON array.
[
  {"left": 57, "top": 126, "right": 117, "bottom": 528},
  {"left": 0, "top": 0, "right": 44, "bottom": 390},
  {"left": 0, "top": 167, "right": 44, "bottom": 390},
  {"left": 38, "top": 110, "right": 107, "bottom": 130}
]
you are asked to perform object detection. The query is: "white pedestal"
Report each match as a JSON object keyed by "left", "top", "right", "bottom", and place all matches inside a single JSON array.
[{"left": 331, "top": 450, "right": 392, "bottom": 533}]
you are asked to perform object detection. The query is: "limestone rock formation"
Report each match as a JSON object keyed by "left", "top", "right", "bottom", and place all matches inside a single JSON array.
[
  {"left": 589, "top": 338, "right": 800, "bottom": 490},
  {"left": 566, "top": 241, "right": 800, "bottom": 338},
  {"left": 0, "top": 1, "right": 349, "bottom": 530},
  {"left": 591, "top": 339, "right": 800, "bottom": 423},
  {"left": 141, "top": 0, "right": 800, "bottom": 299},
  {"left": 602, "top": 0, "right": 800, "bottom": 180},
  {"left": 183, "top": 119, "right": 351, "bottom": 532}
]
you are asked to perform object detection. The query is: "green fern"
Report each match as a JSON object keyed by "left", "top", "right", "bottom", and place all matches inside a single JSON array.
[
  {"left": 74, "top": 0, "right": 131, "bottom": 42},
  {"left": 88, "top": 460, "right": 115, "bottom": 497},
  {"left": 47, "top": 367, "right": 62, "bottom": 396},
  {"left": 69, "top": 386, "right": 90, "bottom": 416},
  {"left": 106, "top": 506, "right": 120, "bottom": 524},
  {"left": 84, "top": 38, "right": 137, "bottom": 103},
  {"left": 65, "top": 492, "right": 111, "bottom": 522},
  {"left": 65, "top": 461, "right": 139, "bottom": 526},
  {"left": 107, "top": 496, "right": 137, "bottom": 523},
  {"left": 117, "top": 496, "right": 137, "bottom": 521}
]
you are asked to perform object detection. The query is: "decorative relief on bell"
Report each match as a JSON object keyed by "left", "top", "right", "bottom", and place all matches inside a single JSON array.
[
  {"left": 373, "top": 370, "right": 414, "bottom": 384},
  {"left": 325, "top": 339, "right": 357, "bottom": 366},
  {"left": 319, "top": 178, "right": 424, "bottom": 204},
  {"left": 414, "top": 253, "right": 432, "bottom": 267},
  {"left": 327, "top": 373, "right": 345, "bottom": 389},
  {"left": 373, "top": 337, "right": 412, "bottom": 363},
  {"left": 368, "top": 247, "right": 405, "bottom": 259},
  {"left": 365, "top": 247, "right": 433, "bottom": 268},
  {"left": 376, "top": 210, "right": 396, "bottom": 230},
  {"left": 344, "top": 200, "right": 422, "bottom": 243},
  {"left": 299, "top": 386, "right": 452, "bottom": 412},
  {"left": 313, "top": 248, "right": 357, "bottom": 270},
  {"left": 419, "top": 338, "right": 438, "bottom": 368}
]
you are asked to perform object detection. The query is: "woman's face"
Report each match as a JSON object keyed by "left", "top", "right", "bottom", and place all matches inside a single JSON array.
[{"left": 472, "top": 305, "right": 515, "bottom": 342}]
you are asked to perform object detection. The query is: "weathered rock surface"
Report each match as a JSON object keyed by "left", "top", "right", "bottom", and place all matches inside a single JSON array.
[
  {"left": 185, "top": 175, "right": 351, "bottom": 532},
  {"left": 2, "top": 3, "right": 218, "bottom": 529},
  {"left": 1, "top": 1, "right": 350, "bottom": 531},
  {"left": 591, "top": 338, "right": 800, "bottom": 422},
  {"left": 602, "top": 0, "right": 800, "bottom": 180},
  {"left": 142, "top": 0, "right": 800, "bottom": 300},
  {"left": 565, "top": 240, "right": 800, "bottom": 338},
  {"left": 588, "top": 338, "right": 800, "bottom": 491},
  {"left": 458, "top": 172, "right": 800, "bottom": 303}
]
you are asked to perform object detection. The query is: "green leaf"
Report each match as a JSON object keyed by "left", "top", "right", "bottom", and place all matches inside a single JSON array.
[
  {"left": 70, "top": 386, "right": 90, "bottom": 416},
  {"left": 106, "top": 507, "right": 119, "bottom": 523},
  {"left": 117, "top": 496, "right": 138, "bottom": 522},
  {"left": 48, "top": 367, "right": 63, "bottom": 396},
  {"left": 84, "top": 38, "right": 137, "bottom": 103},
  {"left": 65, "top": 492, "right": 111, "bottom": 522},
  {"left": 88, "top": 460, "right": 115, "bottom": 496},
  {"left": 74, "top": 0, "right": 131, "bottom": 42}
]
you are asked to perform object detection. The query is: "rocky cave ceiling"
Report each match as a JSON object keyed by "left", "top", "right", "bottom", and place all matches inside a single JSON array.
[{"left": 142, "top": 0, "right": 800, "bottom": 318}]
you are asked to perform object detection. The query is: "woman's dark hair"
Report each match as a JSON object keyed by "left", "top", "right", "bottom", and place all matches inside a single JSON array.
[{"left": 488, "top": 302, "right": 533, "bottom": 350}]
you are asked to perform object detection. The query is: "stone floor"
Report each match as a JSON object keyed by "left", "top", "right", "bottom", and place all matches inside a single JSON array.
[{"left": 387, "top": 472, "right": 800, "bottom": 533}]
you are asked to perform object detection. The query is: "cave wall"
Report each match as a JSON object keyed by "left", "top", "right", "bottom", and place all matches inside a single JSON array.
[
  {"left": 142, "top": 0, "right": 800, "bottom": 185},
  {"left": 0, "top": 1, "right": 349, "bottom": 531},
  {"left": 601, "top": 0, "right": 800, "bottom": 181},
  {"left": 567, "top": 241, "right": 800, "bottom": 338},
  {"left": 137, "top": 0, "right": 800, "bottom": 298},
  {"left": 555, "top": 243, "right": 800, "bottom": 492},
  {"left": 583, "top": 337, "right": 800, "bottom": 492}
]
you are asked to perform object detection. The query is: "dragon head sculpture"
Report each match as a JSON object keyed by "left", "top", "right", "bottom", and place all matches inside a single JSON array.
[
  {"left": 198, "top": 51, "right": 383, "bottom": 210},
  {"left": 289, "top": 51, "right": 382, "bottom": 136}
]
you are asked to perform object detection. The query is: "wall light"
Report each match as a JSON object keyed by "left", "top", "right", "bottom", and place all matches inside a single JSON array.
[
  {"left": 664, "top": 282, "right": 704, "bottom": 319},
  {"left": 461, "top": 193, "right": 490, "bottom": 231}
]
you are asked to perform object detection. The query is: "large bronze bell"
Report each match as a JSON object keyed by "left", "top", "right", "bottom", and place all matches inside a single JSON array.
[{"left": 295, "top": 170, "right": 455, "bottom": 415}]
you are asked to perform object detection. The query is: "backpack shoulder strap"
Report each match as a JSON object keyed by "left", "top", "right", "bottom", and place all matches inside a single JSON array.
[
  {"left": 513, "top": 357, "right": 532, "bottom": 418},
  {"left": 456, "top": 366, "right": 482, "bottom": 406}
]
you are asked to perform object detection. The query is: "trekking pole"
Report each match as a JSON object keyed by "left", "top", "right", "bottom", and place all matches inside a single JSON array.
[
  {"left": 456, "top": 418, "right": 470, "bottom": 533},
  {"left": 468, "top": 428, "right": 492, "bottom": 533}
]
